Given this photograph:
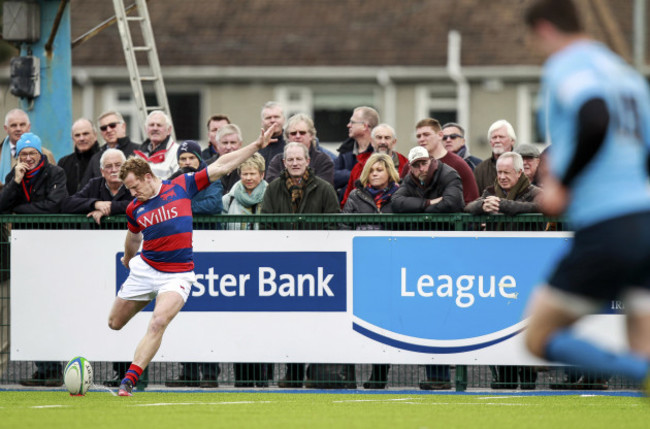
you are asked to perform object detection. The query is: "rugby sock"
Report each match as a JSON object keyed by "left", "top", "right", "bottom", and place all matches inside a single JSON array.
[
  {"left": 122, "top": 364, "right": 143, "bottom": 386},
  {"left": 546, "top": 329, "right": 649, "bottom": 382}
]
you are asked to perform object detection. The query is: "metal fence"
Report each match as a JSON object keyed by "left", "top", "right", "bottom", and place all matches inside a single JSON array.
[{"left": 0, "top": 213, "right": 638, "bottom": 391}]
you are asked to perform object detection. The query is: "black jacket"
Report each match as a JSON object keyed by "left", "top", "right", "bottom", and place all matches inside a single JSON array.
[
  {"left": 204, "top": 153, "right": 239, "bottom": 194},
  {"left": 81, "top": 136, "right": 139, "bottom": 186},
  {"left": 392, "top": 162, "right": 464, "bottom": 213},
  {"left": 258, "top": 133, "right": 286, "bottom": 174},
  {"left": 61, "top": 176, "right": 132, "bottom": 215},
  {"left": 0, "top": 157, "right": 68, "bottom": 213},
  {"left": 58, "top": 141, "right": 101, "bottom": 195},
  {"left": 343, "top": 183, "right": 395, "bottom": 214}
]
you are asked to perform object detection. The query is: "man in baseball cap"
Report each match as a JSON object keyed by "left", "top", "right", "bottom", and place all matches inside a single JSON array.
[
  {"left": 391, "top": 146, "right": 464, "bottom": 215},
  {"left": 393, "top": 144, "right": 464, "bottom": 390},
  {"left": 407, "top": 146, "right": 430, "bottom": 166}
]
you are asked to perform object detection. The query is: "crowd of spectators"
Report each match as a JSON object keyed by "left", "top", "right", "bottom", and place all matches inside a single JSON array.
[{"left": 0, "top": 102, "right": 579, "bottom": 391}]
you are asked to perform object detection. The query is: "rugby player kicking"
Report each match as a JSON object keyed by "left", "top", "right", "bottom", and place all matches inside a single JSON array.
[{"left": 108, "top": 125, "right": 277, "bottom": 396}]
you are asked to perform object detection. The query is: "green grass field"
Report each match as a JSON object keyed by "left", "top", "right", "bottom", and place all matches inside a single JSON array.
[{"left": 0, "top": 390, "right": 648, "bottom": 429}]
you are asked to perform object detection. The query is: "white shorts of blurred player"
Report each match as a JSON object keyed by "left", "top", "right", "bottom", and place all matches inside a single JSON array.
[{"left": 118, "top": 255, "right": 194, "bottom": 303}]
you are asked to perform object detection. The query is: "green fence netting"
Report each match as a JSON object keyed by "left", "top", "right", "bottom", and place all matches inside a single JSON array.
[{"left": 0, "top": 214, "right": 637, "bottom": 391}]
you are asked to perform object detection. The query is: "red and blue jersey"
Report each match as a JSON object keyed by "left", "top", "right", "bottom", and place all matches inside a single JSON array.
[{"left": 125, "top": 169, "right": 210, "bottom": 272}]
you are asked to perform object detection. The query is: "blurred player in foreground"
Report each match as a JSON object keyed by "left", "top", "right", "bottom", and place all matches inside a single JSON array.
[
  {"left": 108, "top": 126, "right": 277, "bottom": 396},
  {"left": 524, "top": 0, "right": 650, "bottom": 392}
]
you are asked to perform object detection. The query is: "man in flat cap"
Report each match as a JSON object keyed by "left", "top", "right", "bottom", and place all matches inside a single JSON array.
[{"left": 515, "top": 143, "right": 541, "bottom": 186}]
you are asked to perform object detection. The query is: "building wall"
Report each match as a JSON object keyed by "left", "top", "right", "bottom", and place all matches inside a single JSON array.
[
  {"left": 2, "top": 68, "right": 541, "bottom": 163},
  {"left": 469, "top": 84, "right": 519, "bottom": 159}
]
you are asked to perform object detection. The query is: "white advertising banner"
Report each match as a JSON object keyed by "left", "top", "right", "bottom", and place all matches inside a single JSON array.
[{"left": 10, "top": 229, "right": 627, "bottom": 364}]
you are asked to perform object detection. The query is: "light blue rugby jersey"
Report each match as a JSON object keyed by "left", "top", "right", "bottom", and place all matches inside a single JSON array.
[{"left": 538, "top": 40, "right": 650, "bottom": 229}]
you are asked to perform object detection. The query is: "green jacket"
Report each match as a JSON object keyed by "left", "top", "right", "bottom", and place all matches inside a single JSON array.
[
  {"left": 465, "top": 173, "right": 541, "bottom": 216},
  {"left": 261, "top": 168, "right": 340, "bottom": 214}
]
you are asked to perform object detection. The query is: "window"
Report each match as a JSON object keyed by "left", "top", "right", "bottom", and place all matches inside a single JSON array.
[
  {"left": 528, "top": 86, "right": 545, "bottom": 144},
  {"left": 145, "top": 92, "right": 200, "bottom": 141},
  {"left": 103, "top": 87, "right": 202, "bottom": 143},
  {"left": 312, "top": 89, "right": 376, "bottom": 144},
  {"left": 415, "top": 85, "right": 458, "bottom": 126},
  {"left": 276, "top": 85, "right": 377, "bottom": 144}
]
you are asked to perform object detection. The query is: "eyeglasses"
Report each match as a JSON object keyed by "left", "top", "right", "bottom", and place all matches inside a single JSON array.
[
  {"left": 289, "top": 130, "right": 309, "bottom": 136},
  {"left": 442, "top": 134, "right": 463, "bottom": 141},
  {"left": 99, "top": 122, "right": 121, "bottom": 132},
  {"left": 18, "top": 150, "right": 40, "bottom": 159},
  {"left": 348, "top": 120, "right": 365, "bottom": 125}
]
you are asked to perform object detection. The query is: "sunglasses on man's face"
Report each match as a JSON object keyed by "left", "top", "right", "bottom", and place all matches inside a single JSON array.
[
  {"left": 100, "top": 122, "right": 121, "bottom": 132},
  {"left": 289, "top": 130, "right": 308, "bottom": 136},
  {"left": 442, "top": 134, "right": 463, "bottom": 141}
]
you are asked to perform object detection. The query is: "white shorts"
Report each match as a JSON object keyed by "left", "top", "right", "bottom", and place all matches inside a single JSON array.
[{"left": 118, "top": 255, "right": 195, "bottom": 302}]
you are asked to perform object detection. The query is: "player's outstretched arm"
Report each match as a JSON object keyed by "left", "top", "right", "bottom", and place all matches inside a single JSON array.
[
  {"left": 121, "top": 230, "right": 143, "bottom": 269},
  {"left": 206, "top": 125, "right": 277, "bottom": 183}
]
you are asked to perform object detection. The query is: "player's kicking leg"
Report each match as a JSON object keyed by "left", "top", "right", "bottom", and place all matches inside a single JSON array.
[
  {"left": 118, "top": 291, "right": 186, "bottom": 396},
  {"left": 526, "top": 286, "right": 650, "bottom": 389},
  {"left": 624, "top": 290, "right": 650, "bottom": 395},
  {"left": 108, "top": 297, "right": 151, "bottom": 331}
]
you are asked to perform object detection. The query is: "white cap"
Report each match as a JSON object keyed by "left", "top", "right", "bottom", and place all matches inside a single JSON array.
[{"left": 408, "top": 146, "right": 430, "bottom": 165}]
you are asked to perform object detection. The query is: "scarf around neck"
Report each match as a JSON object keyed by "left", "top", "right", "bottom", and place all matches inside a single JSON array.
[
  {"left": 21, "top": 157, "right": 45, "bottom": 202},
  {"left": 284, "top": 168, "right": 312, "bottom": 213},
  {"left": 365, "top": 181, "right": 399, "bottom": 209},
  {"left": 494, "top": 173, "right": 531, "bottom": 200},
  {"left": 232, "top": 179, "right": 267, "bottom": 208}
]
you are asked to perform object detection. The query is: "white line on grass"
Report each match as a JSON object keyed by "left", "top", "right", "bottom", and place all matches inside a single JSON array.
[
  {"left": 30, "top": 405, "right": 67, "bottom": 409},
  {"left": 332, "top": 399, "right": 422, "bottom": 405},
  {"left": 132, "top": 401, "right": 272, "bottom": 407},
  {"left": 428, "top": 402, "right": 529, "bottom": 406},
  {"left": 334, "top": 398, "right": 417, "bottom": 403},
  {"left": 479, "top": 396, "right": 536, "bottom": 399},
  {"left": 478, "top": 397, "right": 514, "bottom": 400}
]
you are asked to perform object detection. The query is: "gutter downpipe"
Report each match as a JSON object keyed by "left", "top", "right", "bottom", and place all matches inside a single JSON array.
[
  {"left": 377, "top": 68, "right": 396, "bottom": 129},
  {"left": 634, "top": 0, "right": 646, "bottom": 72},
  {"left": 447, "top": 30, "right": 471, "bottom": 145}
]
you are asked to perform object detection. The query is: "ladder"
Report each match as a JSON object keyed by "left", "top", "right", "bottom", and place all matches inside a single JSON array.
[{"left": 112, "top": 0, "right": 174, "bottom": 139}]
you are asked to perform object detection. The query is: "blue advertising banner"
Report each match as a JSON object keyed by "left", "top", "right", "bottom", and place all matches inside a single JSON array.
[
  {"left": 352, "top": 236, "right": 570, "bottom": 352},
  {"left": 116, "top": 251, "right": 347, "bottom": 312}
]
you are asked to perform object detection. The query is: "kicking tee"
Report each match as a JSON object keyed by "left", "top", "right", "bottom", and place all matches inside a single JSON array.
[{"left": 125, "top": 169, "right": 210, "bottom": 272}]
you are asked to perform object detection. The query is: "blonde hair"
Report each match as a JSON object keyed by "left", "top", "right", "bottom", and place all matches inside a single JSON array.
[
  {"left": 237, "top": 152, "right": 265, "bottom": 174},
  {"left": 119, "top": 156, "right": 153, "bottom": 181},
  {"left": 359, "top": 153, "right": 400, "bottom": 187}
]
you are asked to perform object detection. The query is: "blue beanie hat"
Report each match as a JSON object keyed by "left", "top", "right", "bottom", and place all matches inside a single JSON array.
[
  {"left": 177, "top": 140, "right": 203, "bottom": 161},
  {"left": 15, "top": 132, "right": 42, "bottom": 157},
  {"left": 177, "top": 140, "right": 206, "bottom": 170}
]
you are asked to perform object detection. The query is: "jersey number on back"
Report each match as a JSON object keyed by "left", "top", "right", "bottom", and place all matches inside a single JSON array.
[{"left": 614, "top": 95, "right": 642, "bottom": 141}]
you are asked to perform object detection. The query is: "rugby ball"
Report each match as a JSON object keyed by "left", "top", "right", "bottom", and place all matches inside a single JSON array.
[{"left": 64, "top": 356, "right": 93, "bottom": 395}]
